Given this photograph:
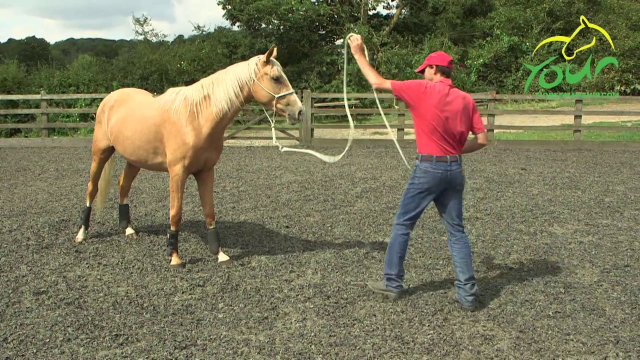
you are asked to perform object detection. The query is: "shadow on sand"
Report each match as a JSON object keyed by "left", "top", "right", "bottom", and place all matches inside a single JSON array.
[
  {"left": 124, "top": 220, "right": 390, "bottom": 263},
  {"left": 83, "top": 220, "right": 560, "bottom": 308},
  {"left": 404, "top": 255, "right": 563, "bottom": 311}
]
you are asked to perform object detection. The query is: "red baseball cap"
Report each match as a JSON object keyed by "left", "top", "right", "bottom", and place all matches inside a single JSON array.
[{"left": 415, "top": 51, "right": 454, "bottom": 73}]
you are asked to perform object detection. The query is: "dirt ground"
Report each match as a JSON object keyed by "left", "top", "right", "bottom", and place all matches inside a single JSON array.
[{"left": 1, "top": 145, "right": 638, "bottom": 358}]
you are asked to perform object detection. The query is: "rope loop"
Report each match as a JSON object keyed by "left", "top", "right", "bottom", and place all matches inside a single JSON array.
[{"left": 261, "top": 33, "right": 412, "bottom": 170}]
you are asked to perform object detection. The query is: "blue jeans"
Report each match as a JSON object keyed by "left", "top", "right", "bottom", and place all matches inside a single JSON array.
[{"left": 383, "top": 156, "right": 478, "bottom": 306}]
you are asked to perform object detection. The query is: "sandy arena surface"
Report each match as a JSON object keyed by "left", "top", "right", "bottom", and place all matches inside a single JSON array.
[{"left": 0, "top": 144, "right": 638, "bottom": 359}]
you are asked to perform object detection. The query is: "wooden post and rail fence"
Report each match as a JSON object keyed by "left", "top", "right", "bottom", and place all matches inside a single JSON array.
[{"left": 0, "top": 90, "right": 639, "bottom": 148}]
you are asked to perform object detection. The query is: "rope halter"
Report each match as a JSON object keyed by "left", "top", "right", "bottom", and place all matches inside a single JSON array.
[{"left": 249, "top": 60, "right": 298, "bottom": 151}]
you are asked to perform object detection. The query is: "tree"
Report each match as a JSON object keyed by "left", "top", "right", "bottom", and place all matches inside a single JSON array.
[
  {"left": 131, "top": 13, "right": 168, "bottom": 42},
  {"left": 15, "top": 36, "right": 52, "bottom": 70}
]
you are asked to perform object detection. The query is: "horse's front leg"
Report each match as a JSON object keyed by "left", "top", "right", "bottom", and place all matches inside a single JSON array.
[
  {"left": 194, "top": 167, "right": 231, "bottom": 266},
  {"left": 167, "top": 169, "right": 188, "bottom": 269}
]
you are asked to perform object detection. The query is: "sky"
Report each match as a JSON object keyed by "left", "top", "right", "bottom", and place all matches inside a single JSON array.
[{"left": 0, "top": 0, "right": 231, "bottom": 44}]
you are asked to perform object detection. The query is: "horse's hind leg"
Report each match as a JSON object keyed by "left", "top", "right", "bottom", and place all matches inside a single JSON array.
[
  {"left": 75, "top": 145, "right": 115, "bottom": 243},
  {"left": 194, "top": 167, "right": 231, "bottom": 265},
  {"left": 118, "top": 161, "right": 140, "bottom": 238}
]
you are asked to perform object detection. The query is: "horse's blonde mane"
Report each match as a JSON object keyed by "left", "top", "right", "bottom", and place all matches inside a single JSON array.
[{"left": 156, "top": 55, "right": 281, "bottom": 121}]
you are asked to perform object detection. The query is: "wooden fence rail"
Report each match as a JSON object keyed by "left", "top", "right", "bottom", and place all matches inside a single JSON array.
[{"left": 1, "top": 90, "right": 639, "bottom": 145}]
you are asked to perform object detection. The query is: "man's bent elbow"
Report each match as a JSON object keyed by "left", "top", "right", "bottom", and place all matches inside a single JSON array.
[
  {"left": 372, "top": 79, "right": 392, "bottom": 92},
  {"left": 476, "top": 132, "right": 488, "bottom": 146}
]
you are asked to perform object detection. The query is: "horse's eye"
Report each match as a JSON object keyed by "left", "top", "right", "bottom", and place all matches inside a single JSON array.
[{"left": 271, "top": 75, "right": 281, "bottom": 82}]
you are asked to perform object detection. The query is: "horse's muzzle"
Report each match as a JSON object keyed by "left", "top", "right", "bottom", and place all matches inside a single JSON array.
[{"left": 288, "top": 108, "right": 303, "bottom": 123}]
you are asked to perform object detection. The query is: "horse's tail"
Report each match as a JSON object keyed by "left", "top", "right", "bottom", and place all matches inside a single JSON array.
[
  {"left": 93, "top": 97, "right": 116, "bottom": 215},
  {"left": 94, "top": 153, "right": 115, "bottom": 214}
]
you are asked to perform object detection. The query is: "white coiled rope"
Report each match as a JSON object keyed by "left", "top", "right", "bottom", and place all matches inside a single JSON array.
[{"left": 261, "top": 33, "right": 411, "bottom": 170}]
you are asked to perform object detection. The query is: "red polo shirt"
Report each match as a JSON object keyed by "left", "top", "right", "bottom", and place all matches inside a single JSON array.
[{"left": 390, "top": 78, "right": 486, "bottom": 155}]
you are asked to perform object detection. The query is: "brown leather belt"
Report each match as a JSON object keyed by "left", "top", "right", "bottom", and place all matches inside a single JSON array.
[{"left": 416, "top": 154, "right": 461, "bottom": 162}]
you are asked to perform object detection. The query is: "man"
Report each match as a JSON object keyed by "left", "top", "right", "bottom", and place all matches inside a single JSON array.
[{"left": 347, "top": 34, "right": 488, "bottom": 311}]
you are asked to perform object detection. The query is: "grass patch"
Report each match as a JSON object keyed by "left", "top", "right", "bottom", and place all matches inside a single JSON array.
[
  {"left": 495, "top": 100, "right": 576, "bottom": 110},
  {"left": 495, "top": 120, "right": 640, "bottom": 141},
  {"left": 325, "top": 118, "right": 640, "bottom": 142},
  {"left": 492, "top": 97, "right": 639, "bottom": 110},
  {"left": 492, "top": 99, "right": 600, "bottom": 110}
]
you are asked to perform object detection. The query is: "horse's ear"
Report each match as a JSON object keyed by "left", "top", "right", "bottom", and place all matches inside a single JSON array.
[
  {"left": 580, "top": 15, "right": 589, "bottom": 27},
  {"left": 263, "top": 46, "right": 277, "bottom": 63}
]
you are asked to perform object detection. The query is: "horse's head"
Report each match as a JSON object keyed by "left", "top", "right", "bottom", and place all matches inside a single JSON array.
[
  {"left": 562, "top": 16, "right": 597, "bottom": 60},
  {"left": 532, "top": 15, "right": 615, "bottom": 62},
  {"left": 251, "top": 46, "right": 304, "bottom": 125}
]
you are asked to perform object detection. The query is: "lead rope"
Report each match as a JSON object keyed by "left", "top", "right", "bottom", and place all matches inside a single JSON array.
[{"left": 259, "top": 34, "right": 412, "bottom": 170}]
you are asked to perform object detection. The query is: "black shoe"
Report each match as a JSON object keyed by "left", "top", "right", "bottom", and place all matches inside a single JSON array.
[
  {"left": 449, "top": 290, "right": 478, "bottom": 311},
  {"left": 367, "top": 281, "right": 403, "bottom": 300}
]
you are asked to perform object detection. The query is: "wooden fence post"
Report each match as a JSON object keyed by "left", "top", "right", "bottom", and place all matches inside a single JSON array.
[
  {"left": 396, "top": 100, "right": 406, "bottom": 140},
  {"left": 301, "top": 89, "right": 313, "bottom": 145},
  {"left": 574, "top": 98, "right": 583, "bottom": 140},
  {"left": 487, "top": 90, "right": 496, "bottom": 141},
  {"left": 296, "top": 90, "right": 302, "bottom": 142},
  {"left": 40, "top": 90, "right": 48, "bottom": 138}
]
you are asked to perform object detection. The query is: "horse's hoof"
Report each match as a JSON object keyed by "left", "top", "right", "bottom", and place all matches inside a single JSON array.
[
  {"left": 218, "top": 258, "right": 233, "bottom": 267},
  {"left": 76, "top": 226, "right": 87, "bottom": 243},
  {"left": 217, "top": 251, "right": 232, "bottom": 266},
  {"left": 124, "top": 227, "right": 137, "bottom": 239},
  {"left": 169, "top": 262, "right": 186, "bottom": 269},
  {"left": 217, "top": 254, "right": 232, "bottom": 267}
]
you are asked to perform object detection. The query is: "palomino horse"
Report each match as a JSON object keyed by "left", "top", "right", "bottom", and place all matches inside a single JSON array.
[{"left": 74, "top": 46, "right": 304, "bottom": 268}]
